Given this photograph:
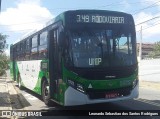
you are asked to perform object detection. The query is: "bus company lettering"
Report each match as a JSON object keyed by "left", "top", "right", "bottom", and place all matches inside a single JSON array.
[
  {"left": 76, "top": 15, "right": 124, "bottom": 24},
  {"left": 89, "top": 58, "right": 102, "bottom": 65}
]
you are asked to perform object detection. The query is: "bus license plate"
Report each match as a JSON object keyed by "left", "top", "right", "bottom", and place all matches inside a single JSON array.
[{"left": 105, "top": 93, "right": 118, "bottom": 99}]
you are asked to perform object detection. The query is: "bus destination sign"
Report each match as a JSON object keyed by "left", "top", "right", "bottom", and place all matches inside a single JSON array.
[{"left": 76, "top": 14, "right": 125, "bottom": 24}]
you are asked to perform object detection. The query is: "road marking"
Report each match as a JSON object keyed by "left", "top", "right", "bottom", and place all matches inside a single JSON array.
[
  {"left": 28, "top": 97, "right": 38, "bottom": 101},
  {"left": 24, "top": 93, "right": 38, "bottom": 101},
  {"left": 136, "top": 98, "right": 160, "bottom": 107}
]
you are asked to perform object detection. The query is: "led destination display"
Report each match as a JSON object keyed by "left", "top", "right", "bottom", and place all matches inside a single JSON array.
[{"left": 76, "top": 15, "right": 125, "bottom": 24}]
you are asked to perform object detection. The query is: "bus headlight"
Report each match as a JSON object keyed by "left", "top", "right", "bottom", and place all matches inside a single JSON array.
[
  {"left": 66, "top": 79, "right": 85, "bottom": 93},
  {"left": 77, "top": 83, "right": 85, "bottom": 93}
]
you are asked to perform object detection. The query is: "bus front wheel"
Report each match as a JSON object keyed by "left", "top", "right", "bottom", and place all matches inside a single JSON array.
[{"left": 42, "top": 80, "right": 51, "bottom": 106}]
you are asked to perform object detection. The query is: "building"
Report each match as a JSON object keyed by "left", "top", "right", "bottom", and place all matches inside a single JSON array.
[{"left": 137, "top": 43, "right": 154, "bottom": 59}]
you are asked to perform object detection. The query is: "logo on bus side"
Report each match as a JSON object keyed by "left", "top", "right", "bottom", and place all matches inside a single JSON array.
[{"left": 89, "top": 58, "right": 102, "bottom": 65}]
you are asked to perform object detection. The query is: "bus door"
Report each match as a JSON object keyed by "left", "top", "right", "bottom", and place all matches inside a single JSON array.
[{"left": 49, "top": 28, "right": 60, "bottom": 100}]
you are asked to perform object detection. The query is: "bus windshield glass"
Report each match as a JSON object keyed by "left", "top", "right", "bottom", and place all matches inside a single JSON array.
[{"left": 68, "top": 27, "right": 136, "bottom": 68}]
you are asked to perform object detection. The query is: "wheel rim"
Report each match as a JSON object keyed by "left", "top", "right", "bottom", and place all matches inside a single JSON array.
[
  {"left": 45, "top": 87, "right": 49, "bottom": 97},
  {"left": 44, "top": 83, "right": 49, "bottom": 98}
]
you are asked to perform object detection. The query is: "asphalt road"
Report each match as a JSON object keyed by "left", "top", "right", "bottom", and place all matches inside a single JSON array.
[{"left": 13, "top": 82, "right": 160, "bottom": 119}]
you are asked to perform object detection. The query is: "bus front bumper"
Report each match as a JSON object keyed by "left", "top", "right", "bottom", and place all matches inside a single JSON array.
[{"left": 64, "top": 81, "right": 139, "bottom": 106}]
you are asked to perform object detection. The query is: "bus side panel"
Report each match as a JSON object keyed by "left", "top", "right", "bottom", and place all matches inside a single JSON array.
[
  {"left": 33, "top": 61, "right": 49, "bottom": 95},
  {"left": 10, "top": 61, "right": 19, "bottom": 82},
  {"left": 16, "top": 60, "right": 48, "bottom": 95},
  {"left": 15, "top": 61, "right": 20, "bottom": 82},
  {"left": 17, "top": 60, "right": 40, "bottom": 90}
]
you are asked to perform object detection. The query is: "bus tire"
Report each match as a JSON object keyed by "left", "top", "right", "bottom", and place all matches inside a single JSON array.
[
  {"left": 18, "top": 74, "right": 23, "bottom": 90},
  {"left": 42, "top": 80, "right": 52, "bottom": 106}
]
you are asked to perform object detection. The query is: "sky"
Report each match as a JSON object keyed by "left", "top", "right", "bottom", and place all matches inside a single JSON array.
[{"left": 0, "top": 0, "right": 160, "bottom": 55}]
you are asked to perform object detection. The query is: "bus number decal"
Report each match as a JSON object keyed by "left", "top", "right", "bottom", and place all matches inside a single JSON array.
[{"left": 77, "top": 15, "right": 89, "bottom": 23}]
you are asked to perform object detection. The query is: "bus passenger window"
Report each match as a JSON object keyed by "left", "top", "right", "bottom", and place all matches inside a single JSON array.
[
  {"left": 16, "top": 44, "right": 20, "bottom": 61},
  {"left": 31, "top": 48, "right": 38, "bottom": 60},
  {"left": 38, "top": 31, "right": 48, "bottom": 59},
  {"left": 39, "top": 45, "right": 47, "bottom": 59},
  {"left": 31, "top": 36, "right": 38, "bottom": 60},
  {"left": 24, "top": 39, "right": 30, "bottom": 60}
]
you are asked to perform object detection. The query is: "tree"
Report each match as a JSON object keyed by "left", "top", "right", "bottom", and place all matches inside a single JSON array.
[
  {"left": 149, "top": 41, "right": 160, "bottom": 58},
  {"left": 0, "top": 33, "right": 8, "bottom": 53},
  {"left": 0, "top": 33, "right": 9, "bottom": 76},
  {"left": 0, "top": 54, "right": 9, "bottom": 76}
]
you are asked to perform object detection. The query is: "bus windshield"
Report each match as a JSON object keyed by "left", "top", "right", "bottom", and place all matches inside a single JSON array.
[{"left": 68, "top": 27, "right": 136, "bottom": 68}]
